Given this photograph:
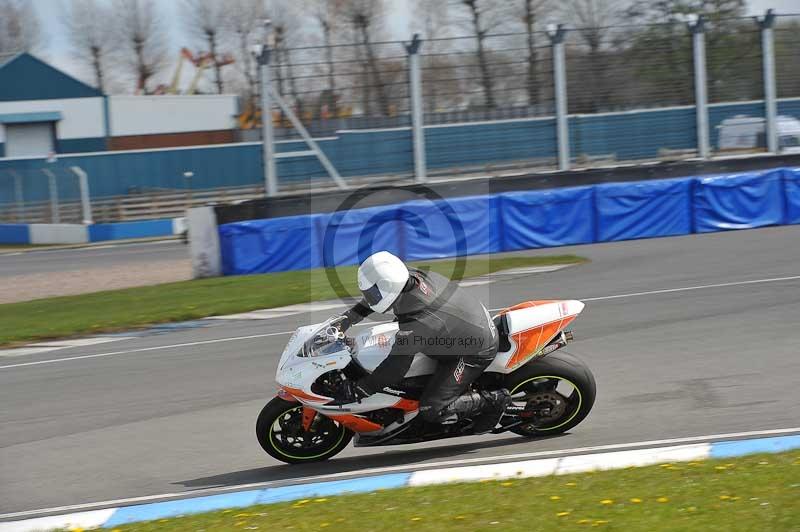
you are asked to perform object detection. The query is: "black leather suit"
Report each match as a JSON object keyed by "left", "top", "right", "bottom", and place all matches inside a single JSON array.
[{"left": 341, "top": 268, "right": 499, "bottom": 423}]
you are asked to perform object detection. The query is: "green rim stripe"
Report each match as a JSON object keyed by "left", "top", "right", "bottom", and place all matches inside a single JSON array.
[
  {"left": 510, "top": 375, "right": 583, "bottom": 431},
  {"left": 268, "top": 406, "right": 347, "bottom": 461}
]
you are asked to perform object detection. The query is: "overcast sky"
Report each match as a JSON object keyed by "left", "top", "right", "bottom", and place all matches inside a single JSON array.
[{"left": 27, "top": 0, "right": 800, "bottom": 89}]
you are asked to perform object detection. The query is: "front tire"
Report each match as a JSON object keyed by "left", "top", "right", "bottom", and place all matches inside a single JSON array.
[
  {"left": 504, "top": 351, "right": 596, "bottom": 437},
  {"left": 256, "top": 398, "right": 353, "bottom": 464}
]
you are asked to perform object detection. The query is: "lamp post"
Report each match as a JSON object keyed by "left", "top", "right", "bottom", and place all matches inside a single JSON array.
[{"left": 253, "top": 20, "right": 277, "bottom": 197}]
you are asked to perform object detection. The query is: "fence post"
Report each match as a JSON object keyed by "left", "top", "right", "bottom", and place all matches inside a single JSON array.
[
  {"left": 70, "top": 166, "right": 93, "bottom": 225},
  {"left": 256, "top": 20, "right": 278, "bottom": 197},
  {"left": 9, "top": 170, "right": 24, "bottom": 222},
  {"left": 406, "top": 33, "right": 427, "bottom": 183},
  {"left": 758, "top": 9, "right": 778, "bottom": 154},
  {"left": 689, "top": 15, "right": 710, "bottom": 159},
  {"left": 42, "top": 168, "right": 60, "bottom": 223},
  {"left": 547, "top": 24, "right": 570, "bottom": 171}
]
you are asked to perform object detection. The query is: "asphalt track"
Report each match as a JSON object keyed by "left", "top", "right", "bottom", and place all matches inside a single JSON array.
[
  {"left": 0, "top": 241, "right": 187, "bottom": 278},
  {"left": 2, "top": 226, "right": 800, "bottom": 517}
]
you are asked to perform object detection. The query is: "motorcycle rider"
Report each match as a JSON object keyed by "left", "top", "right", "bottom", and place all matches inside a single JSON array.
[{"left": 335, "top": 251, "right": 512, "bottom": 434}]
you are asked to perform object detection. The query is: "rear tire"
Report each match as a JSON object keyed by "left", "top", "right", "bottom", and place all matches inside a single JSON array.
[
  {"left": 503, "top": 351, "right": 596, "bottom": 437},
  {"left": 256, "top": 398, "right": 353, "bottom": 464}
]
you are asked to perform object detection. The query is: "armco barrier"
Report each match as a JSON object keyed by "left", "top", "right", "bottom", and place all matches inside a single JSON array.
[
  {"left": 0, "top": 217, "right": 185, "bottom": 245},
  {"left": 217, "top": 167, "right": 800, "bottom": 276}
]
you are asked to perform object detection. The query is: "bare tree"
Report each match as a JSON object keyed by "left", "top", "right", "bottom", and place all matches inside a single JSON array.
[
  {"left": 308, "top": 0, "right": 346, "bottom": 114},
  {"left": 518, "top": 0, "right": 550, "bottom": 106},
  {"left": 0, "top": 0, "right": 44, "bottom": 55},
  {"left": 413, "top": 0, "right": 454, "bottom": 112},
  {"left": 339, "top": 0, "right": 391, "bottom": 116},
  {"left": 559, "top": 0, "right": 627, "bottom": 112},
  {"left": 63, "top": 0, "right": 114, "bottom": 92},
  {"left": 225, "top": 0, "right": 266, "bottom": 105},
  {"left": 182, "top": 0, "right": 228, "bottom": 93},
  {"left": 114, "top": 0, "right": 168, "bottom": 94},
  {"left": 452, "top": 0, "right": 509, "bottom": 109}
]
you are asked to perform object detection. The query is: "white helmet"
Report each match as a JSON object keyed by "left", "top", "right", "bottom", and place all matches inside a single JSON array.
[{"left": 357, "top": 251, "right": 410, "bottom": 313}]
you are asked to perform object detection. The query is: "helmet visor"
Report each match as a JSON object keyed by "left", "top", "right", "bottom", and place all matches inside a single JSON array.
[{"left": 362, "top": 283, "right": 383, "bottom": 307}]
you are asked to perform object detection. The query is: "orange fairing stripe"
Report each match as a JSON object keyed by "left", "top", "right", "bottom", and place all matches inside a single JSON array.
[
  {"left": 327, "top": 414, "right": 383, "bottom": 433},
  {"left": 505, "top": 315, "right": 576, "bottom": 369},
  {"left": 393, "top": 398, "right": 420, "bottom": 412},
  {"left": 280, "top": 386, "right": 330, "bottom": 403},
  {"left": 302, "top": 407, "right": 317, "bottom": 431}
]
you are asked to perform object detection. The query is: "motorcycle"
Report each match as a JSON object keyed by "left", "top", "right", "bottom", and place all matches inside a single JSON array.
[{"left": 256, "top": 300, "right": 596, "bottom": 464}]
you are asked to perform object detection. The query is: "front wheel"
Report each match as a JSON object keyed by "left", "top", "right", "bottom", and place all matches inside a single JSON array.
[
  {"left": 503, "top": 351, "right": 596, "bottom": 437},
  {"left": 256, "top": 397, "right": 353, "bottom": 464}
]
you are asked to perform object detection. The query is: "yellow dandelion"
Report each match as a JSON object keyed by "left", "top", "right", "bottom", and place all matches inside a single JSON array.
[
  {"left": 629, "top": 498, "right": 642, "bottom": 503},
  {"left": 501, "top": 482, "right": 514, "bottom": 487},
  {"left": 578, "top": 519, "right": 591, "bottom": 524},
  {"left": 320, "top": 524, "right": 330, "bottom": 528},
  {"left": 715, "top": 466, "right": 727, "bottom": 470},
  {"left": 223, "top": 510, "right": 234, "bottom": 513},
  {"left": 600, "top": 499, "right": 614, "bottom": 505},
  {"left": 234, "top": 513, "right": 251, "bottom": 518},
  {"left": 70, "top": 528, "right": 85, "bottom": 532},
  {"left": 687, "top": 506, "right": 697, "bottom": 512},
  {"left": 454, "top": 516, "right": 465, "bottom": 520},
  {"left": 297, "top": 499, "right": 310, "bottom": 504},
  {"left": 594, "top": 520, "right": 609, "bottom": 525},
  {"left": 565, "top": 482, "right": 577, "bottom": 487},
  {"left": 550, "top": 495, "right": 561, "bottom": 501},
  {"left": 719, "top": 495, "right": 731, "bottom": 500},
  {"left": 687, "top": 462, "right": 703, "bottom": 467},
  {"left": 557, "top": 511, "right": 571, "bottom": 517},
  {"left": 314, "top": 498, "right": 328, "bottom": 503},
  {"left": 657, "top": 497, "right": 669, "bottom": 503},
  {"left": 411, "top": 517, "right": 422, "bottom": 521}
]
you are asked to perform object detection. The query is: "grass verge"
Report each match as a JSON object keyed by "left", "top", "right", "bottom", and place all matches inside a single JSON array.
[
  {"left": 0, "top": 255, "right": 585, "bottom": 346},
  {"left": 101, "top": 451, "right": 800, "bottom": 532}
]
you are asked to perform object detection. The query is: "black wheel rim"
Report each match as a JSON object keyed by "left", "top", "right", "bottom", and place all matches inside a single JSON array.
[
  {"left": 267, "top": 406, "right": 347, "bottom": 460},
  {"left": 510, "top": 375, "right": 583, "bottom": 432}
]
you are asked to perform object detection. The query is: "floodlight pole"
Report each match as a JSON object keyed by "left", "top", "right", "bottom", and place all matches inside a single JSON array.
[
  {"left": 758, "top": 10, "right": 778, "bottom": 154},
  {"left": 256, "top": 20, "right": 278, "bottom": 197}
]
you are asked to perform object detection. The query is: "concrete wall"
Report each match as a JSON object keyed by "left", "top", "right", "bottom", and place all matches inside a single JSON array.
[
  {"left": 109, "top": 95, "right": 238, "bottom": 136},
  {"left": 0, "top": 97, "right": 106, "bottom": 152}
]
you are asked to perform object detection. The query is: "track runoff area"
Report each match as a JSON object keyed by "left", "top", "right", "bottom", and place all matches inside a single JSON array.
[{"left": 1, "top": 226, "right": 799, "bottom": 528}]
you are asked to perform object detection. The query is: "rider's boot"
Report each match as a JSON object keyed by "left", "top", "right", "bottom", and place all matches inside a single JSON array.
[
  {"left": 440, "top": 389, "right": 512, "bottom": 434},
  {"left": 470, "top": 389, "right": 513, "bottom": 434}
]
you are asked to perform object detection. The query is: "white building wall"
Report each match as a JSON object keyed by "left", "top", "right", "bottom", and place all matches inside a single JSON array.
[
  {"left": 109, "top": 95, "right": 238, "bottom": 136},
  {"left": 0, "top": 97, "right": 105, "bottom": 142}
]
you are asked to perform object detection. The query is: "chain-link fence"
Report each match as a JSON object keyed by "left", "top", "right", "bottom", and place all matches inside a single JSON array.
[
  {"left": 4, "top": 14, "right": 799, "bottom": 219},
  {"left": 254, "top": 13, "right": 800, "bottom": 194},
  {"left": 0, "top": 164, "right": 86, "bottom": 224},
  {"left": 775, "top": 14, "right": 800, "bottom": 152}
]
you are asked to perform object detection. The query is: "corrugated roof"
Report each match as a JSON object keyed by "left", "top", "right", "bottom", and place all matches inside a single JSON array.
[
  {"left": 0, "top": 53, "right": 103, "bottom": 101},
  {"left": 0, "top": 52, "right": 21, "bottom": 68}
]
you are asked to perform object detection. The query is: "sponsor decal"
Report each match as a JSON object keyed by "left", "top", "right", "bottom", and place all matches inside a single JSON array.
[
  {"left": 419, "top": 279, "right": 430, "bottom": 296},
  {"left": 453, "top": 358, "right": 466, "bottom": 383},
  {"left": 377, "top": 334, "right": 390, "bottom": 348},
  {"left": 382, "top": 387, "right": 406, "bottom": 395}
]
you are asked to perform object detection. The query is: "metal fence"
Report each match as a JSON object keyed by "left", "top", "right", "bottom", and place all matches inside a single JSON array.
[
  {"left": 254, "top": 11, "right": 800, "bottom": 194},
  {"left": 2, "top": 12, "right": 800, "bottom": 221}
]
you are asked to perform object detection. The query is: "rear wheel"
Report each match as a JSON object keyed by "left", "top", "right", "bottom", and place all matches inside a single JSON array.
[
  {"left": 503, "top": 351, "right": 596, "bottom": 437},
  {"left": 256, "top": 398, "right": 352, "bottom": 464}
]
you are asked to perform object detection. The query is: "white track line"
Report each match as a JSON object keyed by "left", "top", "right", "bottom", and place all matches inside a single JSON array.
[
  {"left": 3, "top": 274, "right": 798, "bottom": 371},
  {"left": 579, "top": 274, "right": 800, "bottom": 302},
  {"left": 0, "top": 332, "right": 293, "bottom": 370},
  {"left": 2, "top": 426, "right": 798, "bottom": 521}
]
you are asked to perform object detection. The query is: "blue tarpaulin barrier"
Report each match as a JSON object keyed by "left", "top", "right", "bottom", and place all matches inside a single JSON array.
[
  {"left": 219, "top": 214, "right": 324, "bottom": 275},
  {"left": 499, "top": 186, "right": 595, "bottom": 251},
  {"left": 401, "top": 196, "right": 501, "bottom": 261},
  {"left": 693, "top": 170, "right": 785, "bottom": 233},
  {"left": 319, "top": 205, "right": 406, "bottom": 268},
  {"left": 595, "top": 178, "right": 692, "bottom": 242},
  {"left": 784, "top": 167, "right": 800, "bottom": 225},
  {"left": 218, "top": 167, "right": 797, "bottom": 275}
]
